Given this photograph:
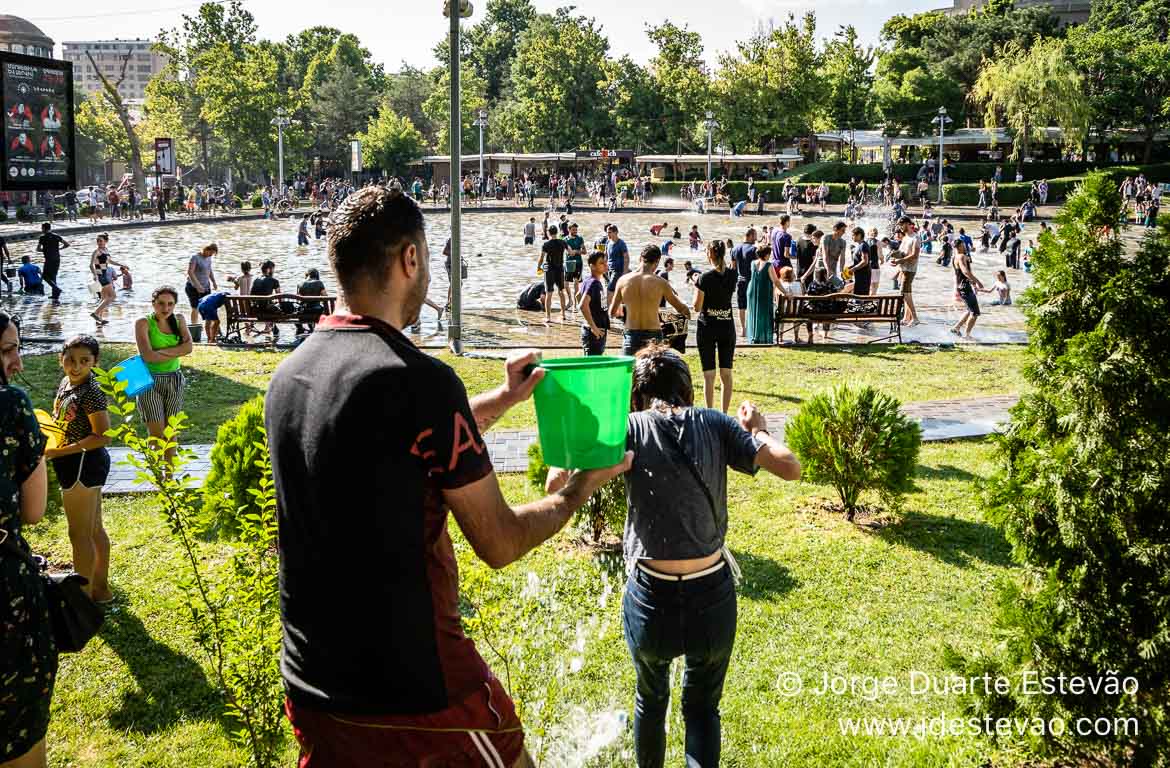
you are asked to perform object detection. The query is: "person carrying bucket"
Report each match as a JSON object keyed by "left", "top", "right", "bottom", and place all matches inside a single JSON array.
[
  {"left": 265, "top": 186, "right": 630, "bottom": 768},
  {"left": 545, "top": 344, "right": 801, "bottom": 768}
]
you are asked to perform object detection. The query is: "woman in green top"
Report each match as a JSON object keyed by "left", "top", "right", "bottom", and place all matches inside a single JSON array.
[
  {"left": 746, "top": 244, "right": 781, "bottom": 344},
  {"left": 134, "top": 286, "right": 193, "bottom": 464}
]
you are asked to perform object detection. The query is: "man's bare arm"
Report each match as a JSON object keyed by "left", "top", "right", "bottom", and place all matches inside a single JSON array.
[{"left": 446, "top": 455, "right": 632, "bottom": 569}]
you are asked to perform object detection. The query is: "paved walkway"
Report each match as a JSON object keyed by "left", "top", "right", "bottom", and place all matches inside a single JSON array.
[{"left": 102, "top": 394, "right": 1018, "bottom": 495}]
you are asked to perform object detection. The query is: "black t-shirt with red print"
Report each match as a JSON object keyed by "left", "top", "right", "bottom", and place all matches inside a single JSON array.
[{"left": 265, "top": 313, "right": 495, "bottom": 715}]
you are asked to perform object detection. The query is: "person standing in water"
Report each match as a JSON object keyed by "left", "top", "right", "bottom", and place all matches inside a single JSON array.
[{"left": 608, "top": 245, "right": 691, "bottom": 356}]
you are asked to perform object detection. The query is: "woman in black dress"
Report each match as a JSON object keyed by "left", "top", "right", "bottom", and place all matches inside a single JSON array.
[
  {"left": 693, "top": 241, "right": 739, "bottom": 412},
  {"left": 0, "top": 311, "right": 55, "bottom": 767}
]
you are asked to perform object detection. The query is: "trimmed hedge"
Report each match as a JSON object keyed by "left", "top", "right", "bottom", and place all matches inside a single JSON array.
[{"left": 798, "top": 161, "right": 1170, "bottom": 184}]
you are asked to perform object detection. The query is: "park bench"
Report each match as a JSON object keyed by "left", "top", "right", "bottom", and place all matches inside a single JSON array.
[
  {"left": 773, "top": 293, "right": 904, "bottom": 344},
  {"left": 222, "top": 293, "right": 336, "bottom": 343}
]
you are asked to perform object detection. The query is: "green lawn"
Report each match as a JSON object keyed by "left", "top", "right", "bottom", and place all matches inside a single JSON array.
[
  {"left": 17, "top": 344, "right": 1027, "bottom": 441},
  {"left": 26, "top": 440, "right": 1020, "bottom": 767}
]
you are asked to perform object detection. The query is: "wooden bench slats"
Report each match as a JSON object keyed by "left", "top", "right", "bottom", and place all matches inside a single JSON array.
[
  {"left": 774, "top": 293, "right": 904, "bottom": 344},
  {"left": 222, "top": 294, "right": 337, "bottom": 342}
]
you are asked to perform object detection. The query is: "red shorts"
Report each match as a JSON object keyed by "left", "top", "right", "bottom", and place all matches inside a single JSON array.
[{"left": 285, "top": 676, "right": 525, "bottom": 768}]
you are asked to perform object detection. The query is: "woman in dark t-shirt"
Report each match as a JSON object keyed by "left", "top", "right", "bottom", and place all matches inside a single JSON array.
[
  {"left": 693, "top": 241, "right": 738, "bottom": 412},
  {"left": 552, "top": 345, "right": 800, "bottom": 768}
]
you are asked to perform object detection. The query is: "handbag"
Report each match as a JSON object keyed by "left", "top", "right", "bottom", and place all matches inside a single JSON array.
[
  {"left": 0, "top": 528, "right": 104, "bottom": 653},
  {"left": 652, "top": 414, "right": 743, "bottom": 585}
]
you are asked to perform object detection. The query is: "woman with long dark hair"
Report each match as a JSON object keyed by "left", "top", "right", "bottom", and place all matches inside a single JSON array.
[
  {"left": 693, "top": 241, "right": 739, "bottom": 412},
  {"left": 134, "top": 287, "right": 193, "bottom": 464},
  {"left": 549, "top": 344, "right": 800, "bottom": 768},
  {"left": 0, "top": 311, "right": 56, "bottom": 768}
]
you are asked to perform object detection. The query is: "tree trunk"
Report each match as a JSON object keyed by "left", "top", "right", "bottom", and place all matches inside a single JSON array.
[
  {"left": 1143, "top": 125, "right": 1155, "bottom": 164},
  {"left": 200, "top": 120, "right": 210, "bottom": 183},
  {"left": 86, "top": 51, "right": 145, "bottom": 191}
]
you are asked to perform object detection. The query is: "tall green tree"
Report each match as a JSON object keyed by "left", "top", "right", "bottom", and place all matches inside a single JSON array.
[
  {"left": 712, "top": 13, "right": 825, "bottom": 153},
  {"left": 958, "top": 171, "right": 1170, "bottom": 765},
  {"left": 646, "top": 21, "right": 710, "bottom": 152},
  {"left": 358, "top": 100, "right": 426, "bottom": 175},
  {"left": 1070, "top": 0, "right": 1170, "bottom": 162},
  {"left": 495, "top": 10, "right": 611, "bottom": 152},
  {"left": 464, "top": 0, "right": 537, "bottom": 102},
  {"left": 309, "top": 62, "right": 379, "bottom": 165},
  {"left": 971, "top": 39, "right": 1090, "bottom": 172},
  {"left": 821, "top": 25, "right": 876, "bottom": 141},
  {"left": 422, "top": 62, "right": 488, "bottom": 155},
  {"left": 385, "top": 65, "right": 436, "bottom": 145},
  {"left": 602, "top": 56, "right": 668, "bottom": 153}
]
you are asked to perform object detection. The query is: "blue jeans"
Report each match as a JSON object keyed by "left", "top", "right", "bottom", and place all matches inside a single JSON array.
[
  {"left": 622, "top": 563, "right": 737, "bottom": 768},
  {"left": 622, "top": 329, "right": 662, "bottom": 357}
]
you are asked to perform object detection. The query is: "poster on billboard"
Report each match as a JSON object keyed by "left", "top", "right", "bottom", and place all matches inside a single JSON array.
[
  {"left": 155, "top": 137, "right": 175, "bottom": 175},
  {"left": 0, "top": 51, "right": 76, "bottom": 191},
  {"left": 350, "top": 140, "right": 362, "bottom": 173}
]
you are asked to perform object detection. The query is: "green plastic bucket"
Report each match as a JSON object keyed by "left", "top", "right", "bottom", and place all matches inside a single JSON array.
[{"left": 533, "top": 355, "right": 635, "bottom": 470}]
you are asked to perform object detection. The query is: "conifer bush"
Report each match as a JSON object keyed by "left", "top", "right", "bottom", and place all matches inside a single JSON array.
[
  {"left": 785, "top": 384, "right": 921, "bottom": 520},
  {"left": 203, "top": 395, "right": 268, "bottom": 538}
]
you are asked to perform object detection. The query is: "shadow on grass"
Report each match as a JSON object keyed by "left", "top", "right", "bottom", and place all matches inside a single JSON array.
[
  {"left": 732, "top": 549, "right": 798, "bottom": 600},
  {"left": 915, "top": 463, "right": 981, "bottom": 483},
  {"left": 735, "top": 389, "right": 803, "bottom": 405},
  {"left": 101, "top": 605, "right": 225, "bottom": 734},
  {"left": 868, "top": 510, "right": 1013, "bottom": 569}
]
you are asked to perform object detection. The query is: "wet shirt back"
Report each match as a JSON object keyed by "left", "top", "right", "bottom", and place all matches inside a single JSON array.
[{"left": 265, "top": 314, "right": 495, "bottom": 715}]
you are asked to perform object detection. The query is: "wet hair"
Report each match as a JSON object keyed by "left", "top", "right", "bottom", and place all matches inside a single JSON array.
[
  {"left": 587, "top": 251, "right": 606, "bottom": 266},
  {"left": 152, "top": 285, "right": 179, "bottom": 303},
  {"left": 779, "top": 266, "right": 795, "bottom": 281},
  {"left": 328, "top": 186, "right": 425, "bottom": 297},
  {"left": 641, "top": 244, "right": 662, "bottom": 264},
  {"left": 707, "top": 240, "right": 726, "bottom": 265},
  {"left": 61, "top": 334, "right": 100, "bottom": 361},
  {"left": 631, "top": 343, "right": 694, "bottom": 411}
]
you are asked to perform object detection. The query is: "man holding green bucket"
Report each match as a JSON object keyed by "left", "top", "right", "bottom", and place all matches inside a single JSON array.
[{"left": 266, "top": 187, "right": 630, "bottom": 768}]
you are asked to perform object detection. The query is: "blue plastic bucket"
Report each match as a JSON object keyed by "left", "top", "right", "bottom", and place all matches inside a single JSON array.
[{"left": 113, "top": 356, "right": 154, "bottom": 398}]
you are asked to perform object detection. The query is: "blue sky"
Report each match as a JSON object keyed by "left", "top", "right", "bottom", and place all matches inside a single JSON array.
[{"left": 26, "top": 0, "right": 945, "bottom": 71}]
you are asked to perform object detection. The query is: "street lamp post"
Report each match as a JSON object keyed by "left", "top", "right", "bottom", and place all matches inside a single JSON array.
[
  {"left": 473, "top": 109, "right": 488, "bottom": 207},
  {"left": 704, "top": 110, "right": 718, "bottom": 185},
  {"left": 445, "top": 0, "right": 474, "bottom": 354},
  {"left": 933, "top": 106, "right": 952, "bottom": 205},
  {"left": 270, "top": 107, "right": 291, "bottom": 198}
]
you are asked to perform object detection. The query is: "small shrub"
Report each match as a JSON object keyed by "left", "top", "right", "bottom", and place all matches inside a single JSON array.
[
  {"left": 203, "top": 396, "right": 268, "bottom": 538},
  {"left": 250, "top": 192, "right": 263, "bottom": 208},
  {"left": 785, "top": 384, "right": 921, "bottom": 520},
  {"left": 15, "top": 206, "right": 28, "bottom": 221},
  {"left": 0, "top": 208, "right": 7, "bottom": 221},
  {"left": 527, "top": 443, "right": 626, "bottom": 542}
]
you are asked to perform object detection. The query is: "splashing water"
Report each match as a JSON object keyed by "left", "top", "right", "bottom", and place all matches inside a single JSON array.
[{"left": 542, "top": 707, "right": 629, "bottom": 768}]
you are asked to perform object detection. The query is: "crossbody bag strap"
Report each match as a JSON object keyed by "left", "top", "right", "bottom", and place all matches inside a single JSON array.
[{"left": 650, "top": 413, "right": 743, "bottom": 584}]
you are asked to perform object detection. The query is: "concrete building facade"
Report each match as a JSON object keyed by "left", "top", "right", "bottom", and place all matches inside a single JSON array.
[
  {"left": 61, "top": 39, "right": 167, "bottom": 101},
  {"left": 0, "top": 15, "right": 54, "bottom": 58}
]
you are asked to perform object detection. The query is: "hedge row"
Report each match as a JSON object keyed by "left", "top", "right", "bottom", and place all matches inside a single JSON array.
[{"left": 797, "top": 161, "right": 1170, "bottom": 184}]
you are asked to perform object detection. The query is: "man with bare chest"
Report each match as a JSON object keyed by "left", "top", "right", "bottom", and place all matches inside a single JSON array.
[{"left": 609, "top": 244, "right": 691, "bottom": 356}]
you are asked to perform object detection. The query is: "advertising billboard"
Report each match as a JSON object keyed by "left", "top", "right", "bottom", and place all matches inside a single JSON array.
[
  {"left": 154, "top": 137, "right": 175, "bottom": 175},
  {"left": 1, "top": 50, "right": 76, "bottom": 191}
]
